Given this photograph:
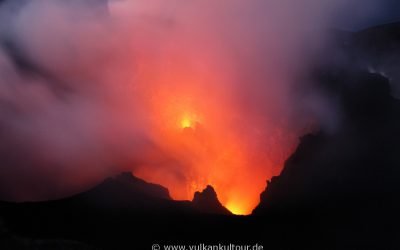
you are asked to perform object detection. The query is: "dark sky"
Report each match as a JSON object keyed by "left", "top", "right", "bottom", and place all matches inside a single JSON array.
[{"left": 337, "top": 0, "right": 400, "bottom": 30}]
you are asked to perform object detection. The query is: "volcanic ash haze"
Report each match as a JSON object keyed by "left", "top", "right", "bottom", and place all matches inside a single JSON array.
[{"left": 0, "top": 0, "right": 380, "bottom": 214}]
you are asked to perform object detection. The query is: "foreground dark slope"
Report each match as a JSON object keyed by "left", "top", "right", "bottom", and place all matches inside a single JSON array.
[
  {"left": 1, "top": 22, "right": 400, "bottom": 250},
  {"left": 0, "top": 173, "right": 234, "bottom": 249},
  {"left": 251, "top": 23, "right": 400, "bottom": 247},
  {"left": 254, "top": 71, "right": 400, "bottom": 223}
]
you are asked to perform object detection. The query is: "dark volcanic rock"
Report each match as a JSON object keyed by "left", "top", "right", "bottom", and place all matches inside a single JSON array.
[
  {"left": 80, "top": 172, "right": 232, "bottom": 215},
  {"left": 0, "top": 173, "right": 236, "bottom": 248},
  {"left": 253, "top": 70, "right": 400, "bottom": 219},
  {"left": 192, "top": 186, "right": 232, "bottom": 215},
  {"left": 1, "top": 172, "right": 231, "bottom": 218},
  {"left": 107, "top": 172, "right": 171, "bottom": 200},
  {"left": 253, "top": 23, "right": 400, "bottom": 217}
]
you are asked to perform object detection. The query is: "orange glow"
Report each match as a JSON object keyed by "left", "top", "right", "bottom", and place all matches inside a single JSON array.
[
  {"left": 131, "top": 75, "right": 299, "bottom": 214},
  {"left": 181, "top": 117, "right": 192, "bottom": 128},
  {"left": 124, "top": 19, "right": 301, "bottom": 215},
  {"left": 180, "top": 114, "right": 197, "bottom": 129},
  {"left": 226, "top": 202, "right": 248, "bottom": 215}
]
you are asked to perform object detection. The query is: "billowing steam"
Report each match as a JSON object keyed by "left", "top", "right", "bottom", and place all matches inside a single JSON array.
[{"left": 0, "top": 0, "right": 382, "bottom": 214}]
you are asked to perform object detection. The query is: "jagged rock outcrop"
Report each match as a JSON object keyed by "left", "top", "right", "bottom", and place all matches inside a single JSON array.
[
  {"left": 1, "top": 172, "right": 231, "bottom": 217},
  {"left": 82, "top": 172, "right": 233, "bottom": 215},
  {"left": 192, "top": 186, "right": 232, "bottom": 215}
]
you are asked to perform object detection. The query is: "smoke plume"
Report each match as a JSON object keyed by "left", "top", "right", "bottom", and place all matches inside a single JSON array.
[{"left": 0, "top": 0, "right": 383, "bottom": 214}]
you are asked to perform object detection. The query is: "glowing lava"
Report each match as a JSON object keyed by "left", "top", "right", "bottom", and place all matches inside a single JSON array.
[
  {"left": 181, "top": 118, "right": 192, "bottom": 129},
  {"left": 180, "top": 115, "right": 196, "bottom": 129},
  {"left": 225, "top": 201, "right": 249, "bottom": 215}
]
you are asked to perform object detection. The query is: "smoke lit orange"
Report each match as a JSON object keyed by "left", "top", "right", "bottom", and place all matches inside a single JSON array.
[
  {"left": 114, "top": 4, "right": 302, "bottom": 215},
  {"left": 129, "top": 56, "right": 299, "bottom": 214}
]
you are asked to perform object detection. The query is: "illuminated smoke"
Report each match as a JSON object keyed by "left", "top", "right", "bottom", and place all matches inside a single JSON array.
[{"left": 0, "top": 0, "right": 382, "bottom": 214}]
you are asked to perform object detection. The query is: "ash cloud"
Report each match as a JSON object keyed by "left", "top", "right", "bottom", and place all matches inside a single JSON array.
[{"left": 0, "top": 0, "right": 387, "bottom": 203}]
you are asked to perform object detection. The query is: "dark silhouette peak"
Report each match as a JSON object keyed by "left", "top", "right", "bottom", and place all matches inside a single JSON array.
[
  {"left": 195, "top": 185, "right": 216, "bottom": 197},
  {"left": 84, "top": 172, "right": 172, "bottom": 207},
  {"left": 204, "top": 185, "right": 215, "bottom": 191},
  {"left": 107, "top": 172, "right": 172, "bottom": 200},
  {"left": 113, "top": 172, "right": 141, "bottom": 183},
  {"left": 114, "top": 171, "right": 135, "bottom": 180},
  {"left": 193, "top": 185, "right": 218, "bottom": 204},
  {"left": 192, "top": 186, "right": 232, "bottom": 215},
  {"left": 71, "top": 174, "right": 233, "bottom": 215}
]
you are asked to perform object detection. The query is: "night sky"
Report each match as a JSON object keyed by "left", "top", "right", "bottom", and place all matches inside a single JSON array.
[{"left": 337, "top": 0, "right": 400, "bottom": 30}]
